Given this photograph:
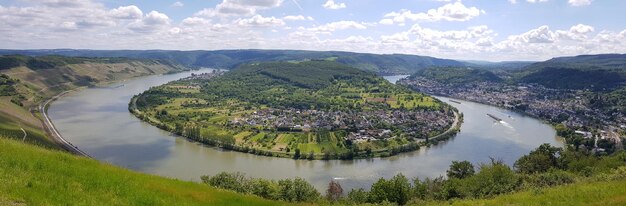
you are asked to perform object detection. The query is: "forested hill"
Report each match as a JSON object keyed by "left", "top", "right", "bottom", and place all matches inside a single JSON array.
[
  {"left": 514, "top": 53, "right": 626, "bottom": 90},
  {"left": 410, "top": 67, "right": 502, "bottom": 85},
  {"left": 201, "top": 60, "right": 408, "bottom": 110},
  {"left": 0, "top": 49, "right": 467, "bottom": 74},
  {"left": 227, "top": 60, "right": 377, "bottom": 89}
]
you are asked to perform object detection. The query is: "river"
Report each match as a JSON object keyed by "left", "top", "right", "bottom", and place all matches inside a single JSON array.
[{"left": 48, "top": 70, "right": 563, "bottom": 191}]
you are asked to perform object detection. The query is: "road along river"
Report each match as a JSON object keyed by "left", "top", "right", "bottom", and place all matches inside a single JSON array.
[{"left": 48, "top": 70, "right": 563, "bottom": 190}]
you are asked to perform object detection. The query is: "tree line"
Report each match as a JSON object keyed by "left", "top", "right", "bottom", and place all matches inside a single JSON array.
[{"left": 201, "top": 142, "right": 626, "bottom": 205}]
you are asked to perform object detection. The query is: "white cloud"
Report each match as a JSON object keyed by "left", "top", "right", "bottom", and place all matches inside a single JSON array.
[
  {"left": 383, "top": 2, "right": 481, "bottom": 24},
  {"left": 555, "top": 24, "right": 594, "bottom": 40},
  {"left": 569, "top": 24, "right": 594, "bottom": 34},
  {"left": 144, "top": 11, "right": 170, "bottom": 25},
  {"left": 283, "top": 15, "right": 313, "bottom": 21},
  {"left": 475, "top": 37, "right": 494, "bottom": 46},
  {"left": 568, "top": 0, "right": 592, "bottom": 6},
  {"left": 510, "top": 25, "right": 556, "bottom": 43},
  {"left": 379, "top": 19, "right": 394, "bottom": 25},
  {"left": 526, "top": 0, "right": 548, "bottom": 3},
  {"left": 171, "top": 1, "right": 184, "bottom": 7},
  {"left": 0, "top": 0, "right": 624, "bottom": 62},
  {"left": 508, "top": 0, "right": 518, "bottom": 4},
  {"left": 195, "top": 0, "right": 283, "bottom": 17},
  {"left": 322, "top": 0, "right": 346, "bottom": 9},
  {"left": 236, "top": 15, "right": 285, "bottom": 27},
  {"left": 308, "top": 21, "right": 366, "bottom": 33},
  {"left": 381, "top": 32, "right": 410, "bottom": 43},
  {"left": 109, "top": 5, "right": 143, "bottom": 19},
  {"left": 128, "top": 11, "right": 170, "bottom": 33},
  {"left": 182, "top": 17, "right": 210, "bottom": 26}
]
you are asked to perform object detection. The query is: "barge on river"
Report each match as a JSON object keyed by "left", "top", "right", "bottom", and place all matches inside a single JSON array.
[{"left": 487, "top": 113, "right": 503, "bottom": 122}]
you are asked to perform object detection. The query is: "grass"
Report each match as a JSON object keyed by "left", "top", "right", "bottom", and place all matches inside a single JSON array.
[
  {"left": 0, "top": 137, "right": 293, "bottom": 206},
  {"left": 429, "top": 179, "right": 626, "bottom": 206}
]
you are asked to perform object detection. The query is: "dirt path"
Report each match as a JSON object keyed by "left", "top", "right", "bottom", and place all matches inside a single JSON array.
[{"left": 20, "top": 127, "right": 26, "bottom": 142}]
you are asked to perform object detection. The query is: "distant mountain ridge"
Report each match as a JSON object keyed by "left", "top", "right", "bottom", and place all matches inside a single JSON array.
[
  {"left": 411, "top": 67, "right": 502, "bottom": 85},
  {"left": 0, "top": 49, "right": 468, "bottom": 74},
  {"left": 515, "top": 53, "right": 626, "bottom": 90}
]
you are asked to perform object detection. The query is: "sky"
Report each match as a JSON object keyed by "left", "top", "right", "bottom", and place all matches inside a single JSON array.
[{"left": 0, "top": 0, "right": 625, "bottom": 61}]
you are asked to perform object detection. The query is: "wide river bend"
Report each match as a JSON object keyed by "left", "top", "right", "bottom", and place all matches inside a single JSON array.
[{"left": 49, "top": 71, "right": 563, "bottom": 190}]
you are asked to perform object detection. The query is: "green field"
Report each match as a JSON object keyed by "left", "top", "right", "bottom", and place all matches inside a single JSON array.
[{"left": 0, "top": 137, "right": 291, "bottom": 206}]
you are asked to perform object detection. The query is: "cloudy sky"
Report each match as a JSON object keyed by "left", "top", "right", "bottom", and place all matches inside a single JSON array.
[{"left": 0, "top": 0, "right": 625, "bottom": 61}]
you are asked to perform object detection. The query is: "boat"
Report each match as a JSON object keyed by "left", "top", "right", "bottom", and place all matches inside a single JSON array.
[
  {"left": 486, "top": 113, "right": 503, "bottom": 122},
  {"left": 449, "top": 99, "right": 462, "bottom": 104}
]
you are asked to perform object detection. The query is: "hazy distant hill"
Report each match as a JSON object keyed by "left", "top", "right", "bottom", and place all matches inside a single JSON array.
[
  {"left": 0, "top": 49, "right": 468, "bottom": 74},
  {"left": 462, "top": 60, "right": 536, "bottom": 70},
  {"left": 515, "top": 54, "right": 626, "bottom": 90},
  {"left": 410, "top": 67, "right": 503, "bottom": 85}
]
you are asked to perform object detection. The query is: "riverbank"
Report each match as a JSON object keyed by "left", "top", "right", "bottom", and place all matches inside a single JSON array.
[
  {"left": 38, "top": 89, "right": 91, "bottom": 157},
  {"left": 0, "top": 57, "right": 191, "bottom": 153},
  {"left": 430, "top": 94, "right": 566, "bottom": 145}
]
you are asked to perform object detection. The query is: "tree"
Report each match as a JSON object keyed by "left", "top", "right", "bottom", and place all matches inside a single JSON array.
[
  {"left": 446, "top": 160, "right": 475, "bottom": 179},
  {"left": 464, "top": 160, "right": 520, "bottom": 198},
  {"left": 514, "top": 143, "right": 562, "bottom": 174},
  {"left": 200, "top": 172, "right": 249, "bottom": 193},
  {"left": 368, "top": 174, "right": 411, "bottom": 205},
  {"left": 347, "top": 188, "right": 369, "bottom": 204},
  {"left": 248, "top": 179, "right": 279, "bottom": 200},
  {"left": 325, "top": 180, "right": 344, "bottom": 202},
  {"left": 294, "top": 148, "right": 301, "bottom": 159},
  {"left": 278, "top": 177, "right": 320, "bottom": 202}
]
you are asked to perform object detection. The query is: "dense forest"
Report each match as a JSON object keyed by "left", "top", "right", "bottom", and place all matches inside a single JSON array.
[{"left": 132, "top": 61, "right": 458, "bottom": 159}]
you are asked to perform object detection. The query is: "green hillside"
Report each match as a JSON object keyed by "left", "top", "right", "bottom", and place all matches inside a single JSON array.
[
  {"left": 133, "top": 61, "right": 457, "bottom": 159},
  {"left": 0, "top": 137, "right": 288, "bottom": 206},
  {"left": 0, "top": 55, "right": 188, "bottom": 149},
  {"left": 412, "top": 67, "right": 502, "bottom": 85},
  {"left": 514, "top": 54, "right": 626, "bottom": 90}
]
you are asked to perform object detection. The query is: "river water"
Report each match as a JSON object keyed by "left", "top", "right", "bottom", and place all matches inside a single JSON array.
[{"left": 48, "top": 70, "right": 562, "bottom": 190}]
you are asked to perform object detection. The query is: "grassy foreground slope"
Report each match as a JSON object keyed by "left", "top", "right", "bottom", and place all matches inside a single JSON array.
[
  {"left": 435, "top": 179, "right": 626, "bottom": 206},
  {"left": 0, "top": 137, "right": 290, "bottom": 206}
]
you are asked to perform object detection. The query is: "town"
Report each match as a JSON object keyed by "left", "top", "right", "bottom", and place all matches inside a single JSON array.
[
  {"left": 399, "top": 76, "right": 625, "bottom": 153},
  {"left": 229, "top": 108, "right": 454, "bottom": 141}
]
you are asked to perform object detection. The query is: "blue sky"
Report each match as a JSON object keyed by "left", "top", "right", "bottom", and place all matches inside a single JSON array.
[{"left": 0, "top": 0, "right": 625, "bottom": 61}]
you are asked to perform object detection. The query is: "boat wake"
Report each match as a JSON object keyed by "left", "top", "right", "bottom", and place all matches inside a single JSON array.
[{"left": 499, "top": 121, "right": 515, "bottom": 130}]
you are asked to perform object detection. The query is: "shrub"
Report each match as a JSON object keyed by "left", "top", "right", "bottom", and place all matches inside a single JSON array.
[
  {"left": 522, "top": 169, "right": 576, "bottom": 188},
  {"left": 447, "top": 160, "right": 475, "bottom": 179},
  {"left": 463, "top": 160, "right": 520, "bottom": 198},
  {"left": 200, "top": 172, "right": 249, "bottom": 193},
  {"left": 347, "top": 188, "right": 369, "bottom": 204},
  {"left": 278, "top": 177, "right": 320, "bottom": 202}
]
